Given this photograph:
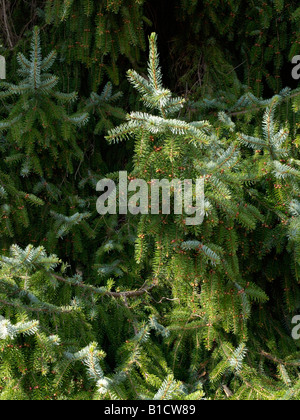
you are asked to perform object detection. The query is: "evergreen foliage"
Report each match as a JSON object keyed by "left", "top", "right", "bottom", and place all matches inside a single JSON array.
[
  {"left": 0, "top": 244, "right": 205, "bottom": 400},
  {"left": 107, "top": 33, "right": 300, "bottom": 400},
  {"left": 1, "top": 1, "right": 300, "bottom": 401},
  {"left": 43, "top": 0, "right": 149, "bottom": 89}
]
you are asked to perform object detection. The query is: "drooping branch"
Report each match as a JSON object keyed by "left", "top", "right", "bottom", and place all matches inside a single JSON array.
[
  {"left": 0, "top": 0, "right": 40, "bottom": 49},
  {"left": 0, "top": 0, "right": 14, "bottom": 48},
  {"left": 106, "top": 283, "right": 156, "bottom": 298},
  {"left": 53, "top": 274, "right": 157, "bottom": 299}
]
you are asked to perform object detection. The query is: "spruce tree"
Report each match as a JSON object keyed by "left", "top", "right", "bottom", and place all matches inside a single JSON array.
[
  {"left": 107, "top": 33, "right": 300, "bottom": 400},
  {"left": 1, "top": 2, "right": 300, "bottom": 401},
  {"left": 0, "top": 27, "right": 111, "bottom": 265}
]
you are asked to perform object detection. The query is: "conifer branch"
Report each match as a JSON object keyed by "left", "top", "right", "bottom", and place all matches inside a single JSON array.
[{"left": 53, "top": 275, "right": 156, "bottom": 299}]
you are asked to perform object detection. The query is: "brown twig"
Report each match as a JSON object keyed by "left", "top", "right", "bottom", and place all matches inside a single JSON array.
[
  {"left": 1, "top": 0, "right": 14, "bottom": 48},
  {"left": 228, "top": 91, "right": 300, "bottom": 117},
  {"left": 53, "top": 274, "right": 156, "bottom": 299},
  {"left": 0, "top": 0, "right": 39, "bottom": 49},
  {"left": 260, "top": 350, "right": 300, "bottom": 367}
]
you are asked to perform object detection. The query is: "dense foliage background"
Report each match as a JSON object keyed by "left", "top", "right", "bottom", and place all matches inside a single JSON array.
[{"left": 1, "top": 0, "right": 300, "bottom": 400}]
